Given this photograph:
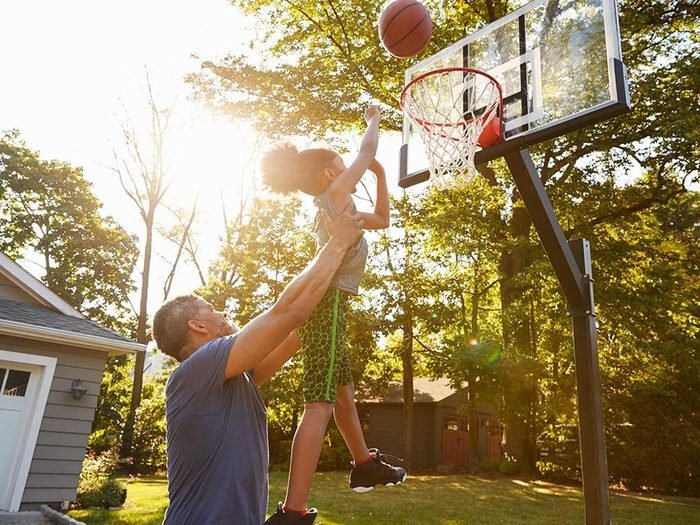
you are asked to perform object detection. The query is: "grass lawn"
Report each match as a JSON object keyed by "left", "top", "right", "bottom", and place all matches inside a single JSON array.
[{"left": 68, "top": 471, "right": 700, "bottom": 524}]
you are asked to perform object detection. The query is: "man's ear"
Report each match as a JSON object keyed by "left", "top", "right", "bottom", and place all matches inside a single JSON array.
[{"left": 188, "top": 319, "right": 208, "bottom": 334}]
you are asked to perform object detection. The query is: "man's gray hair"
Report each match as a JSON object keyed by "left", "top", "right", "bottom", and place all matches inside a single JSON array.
[{"left": 152, "top": 294, "right": 205, "bottom": 361}]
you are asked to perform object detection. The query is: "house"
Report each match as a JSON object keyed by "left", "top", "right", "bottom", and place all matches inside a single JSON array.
[
  {"left": 0, "top": 252, "right": 144, "bottom": 512},
  {"left": 356, "top": 377, "right": 503, "bottom": 469}
]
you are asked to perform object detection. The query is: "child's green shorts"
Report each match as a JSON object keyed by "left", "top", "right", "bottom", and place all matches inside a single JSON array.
[{"left": 298, "top": 287, "right": 353, "bottom": 403}]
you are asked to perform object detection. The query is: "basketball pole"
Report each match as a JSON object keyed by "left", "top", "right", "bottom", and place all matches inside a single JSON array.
[{"left": 503, "top": 148, "right": 611, "bottom": 525}]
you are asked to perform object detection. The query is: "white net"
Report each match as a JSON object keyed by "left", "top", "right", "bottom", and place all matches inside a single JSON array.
[{"left": 401, "top": 68, "right": 502, "bottom": 189}]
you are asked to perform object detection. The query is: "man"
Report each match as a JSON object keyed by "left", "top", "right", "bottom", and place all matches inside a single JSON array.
[{"left": 152, "top": 208, "right": 363, "bottom": 525}]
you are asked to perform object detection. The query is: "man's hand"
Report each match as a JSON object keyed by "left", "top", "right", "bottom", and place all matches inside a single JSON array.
[
  {"left": 322, "top": 208, "right": 363, "bottom": 250},
  {"left": 226, "top": 208, "right": 363, "bottom": 380}
]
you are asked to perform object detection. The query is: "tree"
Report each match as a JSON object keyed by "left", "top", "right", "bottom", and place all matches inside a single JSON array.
[
  {"left": 0, "top": 130, "right": 142, "bottom": 458},
  {"left": 0, "top": 130, "right": 138, "bottom": 330},
  {"left": 359, "top": 193, "right": 436, "bottom": 468},
  {"left": 190, "top": 0, "right": 698, "bottom": 481},
  {"left": 113, "top": 74, "right": 199, "bottom": 457},
  {"left": 187, "top": 0, "right": 486, "bottom": 136},
  {"left": 416, "top": 179, "right": 507, "bottom": 466},
  {"left": 198, "top": 194, "right": 316, "bottom": 461},
  {"left": 198, "top": 195, "right": 315, "bottom": 319}
]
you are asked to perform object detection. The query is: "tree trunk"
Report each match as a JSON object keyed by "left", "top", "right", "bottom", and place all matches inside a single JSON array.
[
  {"left": 468, "top": 283, "right": 480, "bottom": 468},
  {"left": 122, "top": 210, "right": 154, "bottom": 457},
  {"left": 467, "top": 373, "right": 480, "bottom": 468},
  {"left": 498, "top": 205, "right": 538, "bottom": 471},
  {"left": 401, "top": 314, "right": 415, "bottom": 469}
]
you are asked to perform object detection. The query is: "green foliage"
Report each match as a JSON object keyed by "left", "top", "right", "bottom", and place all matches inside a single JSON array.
[
  {"left": 77, "top": 450, "right": 127, "bottom": 509},
  {"left": 0, "top": 130, "right": 139, "bottom": 331},
  {"left": 497, "top": 455, "right": 520, "bottom": 475},
  {"left": 199, "top": 195, "right": 315, "bottom": 322},
  {"left": 187, "top": 0, "right": 488, "bottom": 137},
  {"left": 317, "top": 426, "right": 352, "bottom": 471},
  {"left": 189, "top": 0, "right": 699, "bottom": 493},
  {"left": 260, "top": 357, "right": 304, "bottom": 466},
  {"left": 535, "top": 424, "right": 581, "bottom": 483},
  {"left": 476, "top": 458, "right": 501, "bottom": 473},
  {"left": 130, "top": 370, "right": 170, "bottom": 473},
  {"left": 90, "top": 356, "right": 134, "bottom": 453},
  {"left": 90, "top": 359, "right": 172, "bottom": 474}
]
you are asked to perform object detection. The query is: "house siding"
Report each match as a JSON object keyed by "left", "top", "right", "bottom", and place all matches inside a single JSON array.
[
  {"left": 359, "top": 404, "right": 403, "bottom": 457},
  {"left": 0, "top": 335, "right": 105, "bottom": 510},
  {"left": 412, "top": 405, "right": 437, "bottom": 468},
  {"left": 358, "top": 386, "right": 499, "bottom": 469},
  {"left": 358, "top": 403, "right": 440, "bottom": 469},
  {"left": 0, "top": 274, "right": 42, "bottom": 306}
]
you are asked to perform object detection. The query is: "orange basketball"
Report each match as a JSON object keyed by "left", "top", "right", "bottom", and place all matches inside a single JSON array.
[{"left": 378, "top": 0, "right": 432, "bottom": 58}]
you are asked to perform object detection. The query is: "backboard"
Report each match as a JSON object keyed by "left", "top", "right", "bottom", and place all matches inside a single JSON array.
[{"left": 399, "top": 0, "right": 630, "bottom": 188}]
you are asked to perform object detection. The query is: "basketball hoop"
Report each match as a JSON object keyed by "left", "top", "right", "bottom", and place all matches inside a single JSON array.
[{"left": 400, "top": 67, "right": 503, "bottom": 189}]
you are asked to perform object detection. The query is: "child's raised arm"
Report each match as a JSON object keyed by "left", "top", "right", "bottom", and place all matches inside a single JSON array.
[
  {"left": 328, "top": 105, "right": 380, "bottom": 202},
  {"left": 357, "top": 159, "right": 390, "bottom": 230}
]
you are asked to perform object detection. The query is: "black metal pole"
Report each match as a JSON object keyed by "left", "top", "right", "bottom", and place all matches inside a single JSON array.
[
  {"left": 569, "top": 239, "right": 610, "bottom": 525},
  {"left": 504, "top": 149, "right": 611, "bottom": 525}
]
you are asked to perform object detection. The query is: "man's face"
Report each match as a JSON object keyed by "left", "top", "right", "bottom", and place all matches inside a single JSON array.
[{"left": 194, "top": 300, "right": 237, "bottom": 339}]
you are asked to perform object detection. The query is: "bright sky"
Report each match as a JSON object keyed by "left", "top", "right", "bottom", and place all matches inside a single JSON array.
[{"left": 0, "top": 0, "right": 406, "bottom": 312}]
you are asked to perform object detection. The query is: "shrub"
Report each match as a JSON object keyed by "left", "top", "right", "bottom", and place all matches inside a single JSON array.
[
  {"left": 535, "top": 425, "right": 580, "bottom": 483},
  {"left": 130, "top": 392, "right": 167, "bottom": 472},
  {"left": 317, "top": 426, "right": 352, "bottom": 471},
  {"left": 269, "top": 426, "right": 352, "bottom": 471},
  {"left": 497, "top": 454, "right": 519, "bottom": 475},
  {"left": 476, "top": 458, "right": 501, "bottom": 472},
  {"left": 77, "top": 478, "right": 126, "bottom": 508},
  {"left": 76, "top": 450, "right": 127, "bottom": 508},
  {"left": 536, "top": 460, "right": 579, "bottom": 483}
]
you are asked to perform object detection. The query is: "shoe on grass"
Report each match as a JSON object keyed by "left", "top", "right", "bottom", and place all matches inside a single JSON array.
[
  {"left": 349, "top": 448, "right": 408, "bottom": 493},
  {"left": 264, "top": 502, "right": 318, "bottom": 524}
]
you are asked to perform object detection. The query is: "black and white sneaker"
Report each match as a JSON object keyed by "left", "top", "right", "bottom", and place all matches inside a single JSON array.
[
  {"left": 349, "top": 448, "right": 408, "bottom": 493},
  {"left": 264, "top": 502, "right": 318, "bottom": 524}
]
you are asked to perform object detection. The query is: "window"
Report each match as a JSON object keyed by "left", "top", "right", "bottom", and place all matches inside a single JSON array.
[
  {"left": 358, "top": 409, "right": 370, "bottom": 432},
  {"left": 444, "top": 418, "right": 459, "bottom": 431},
  {"left": 1, "top": 368, "right": 31, "bottom": 397},
  {"left": 444, "top": 416, "right": 469, "bottom": 432}
]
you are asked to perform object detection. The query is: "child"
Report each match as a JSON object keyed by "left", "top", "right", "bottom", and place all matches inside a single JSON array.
[{"left": 261, "top": 105, "right": 406, "bottom": 525}]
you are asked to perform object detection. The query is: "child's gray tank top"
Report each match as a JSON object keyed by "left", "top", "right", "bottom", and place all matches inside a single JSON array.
[{"left": 313, "top": 191, "right": 368, "bottom": 295}]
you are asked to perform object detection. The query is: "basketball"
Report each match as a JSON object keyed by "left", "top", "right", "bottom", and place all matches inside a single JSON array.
[{"left": 378, "top": 0, "right": 432, "bottom": 58}]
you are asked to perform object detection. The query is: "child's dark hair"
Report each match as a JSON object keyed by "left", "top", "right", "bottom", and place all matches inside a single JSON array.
[{"left": 260, "top": 142, "right": 338, "bottom": 195}]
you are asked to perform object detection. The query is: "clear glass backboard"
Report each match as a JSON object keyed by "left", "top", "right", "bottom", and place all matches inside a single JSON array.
[{"left": 399, "top": 0, "right": 630, "bottom": 188}]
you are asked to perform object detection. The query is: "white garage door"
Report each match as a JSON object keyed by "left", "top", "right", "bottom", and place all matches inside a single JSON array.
[
  {"left": 0, "top": 351, "right": 55, "bottom": 512},
  {"left": 0, "top": 363, "right": 37, "bottom": 508}
]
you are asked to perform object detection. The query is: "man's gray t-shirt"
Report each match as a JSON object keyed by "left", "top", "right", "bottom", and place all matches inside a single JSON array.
[
  {"left": 313, "top": 191, "right": 368, "bottom": 294},
  {"left": 164, "top": 335, "right": 268, "bottom": 524}
]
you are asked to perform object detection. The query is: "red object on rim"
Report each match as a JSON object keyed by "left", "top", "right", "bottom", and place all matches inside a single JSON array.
[{"left": 400, "top": 67, "right": 504, "bottom": 148}]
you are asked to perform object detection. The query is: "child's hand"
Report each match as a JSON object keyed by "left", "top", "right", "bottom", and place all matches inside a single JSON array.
[{"left": 364, "top": 105, "right": 381, "bottom": 124}]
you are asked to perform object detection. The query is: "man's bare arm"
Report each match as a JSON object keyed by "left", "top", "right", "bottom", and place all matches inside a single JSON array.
[
  {"left": 252, "top": 331, "right": 300, "bottom": 385},
  {"left": 225, "top": 209, "right": 362, "bottom": 380}
]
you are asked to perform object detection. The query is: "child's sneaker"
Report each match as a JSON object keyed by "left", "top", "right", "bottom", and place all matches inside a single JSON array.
[
  {"left": 349, "top": 448, "right": 408, "bottom": 493},
  {"left": 264, "top": 503, "right": 318, "bottom": 524}
]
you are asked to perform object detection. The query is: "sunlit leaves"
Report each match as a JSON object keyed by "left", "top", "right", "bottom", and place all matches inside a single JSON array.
[{"left": 0, "top": 130, "right": 139, "bottom": 331}]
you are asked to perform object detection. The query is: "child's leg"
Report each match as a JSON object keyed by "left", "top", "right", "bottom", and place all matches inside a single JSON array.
[
  {"left": 333, "top": 383, "right": 371, "bottom": 463},
  {"left": 286, "top": 289, "right": 344, "bottom": 512},
  {"left": 285, "top": 402, "right": 334, "bottom": 511}
]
